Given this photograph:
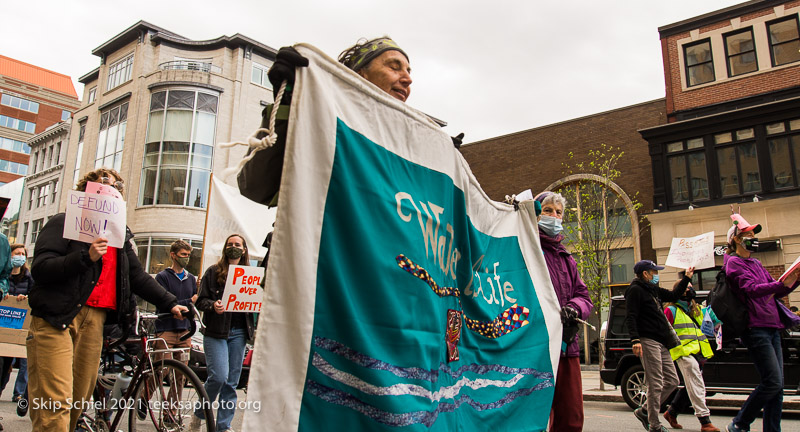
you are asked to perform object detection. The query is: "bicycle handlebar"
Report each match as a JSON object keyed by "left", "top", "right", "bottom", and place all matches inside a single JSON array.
[{"left": 153, "top": 305, "right": 198, "bottom": 341}]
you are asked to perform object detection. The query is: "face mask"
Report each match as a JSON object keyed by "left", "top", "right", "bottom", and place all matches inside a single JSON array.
[
  {"left": 10, "top": 256, "right": 25, "bottom": 268},
  {"left": 650, "top": 274, "right": 660, "bottom": 285},
  {"left": 538, "top": 215, "right": 563, "bottom": 237},
  {"left": 225, "top": 247, "right": 244, "bottom": 259},
  {"left": 174, "top": 256, "right": 190, "bottom": 268},
  {"left": 743, "top": 237, "right": 760, "bottom": 252}
]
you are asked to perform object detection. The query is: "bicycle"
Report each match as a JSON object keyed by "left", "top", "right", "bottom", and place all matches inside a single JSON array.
[{"left": 76, "top": 304, "right": 216, "bottom": 432}]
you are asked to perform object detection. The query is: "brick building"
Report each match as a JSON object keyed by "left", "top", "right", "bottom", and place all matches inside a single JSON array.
[
  {"left": 0, "top": 55, "right": 79, "bottom": 185},
  {"left": 59, "top": 21, "right": 277, "bottom": 277},
  {"left": 461, "top": 99, "right": 666, "bottom": 289},
  {"left": 641, "top": 0, "right": 800, "bottom": 304}
]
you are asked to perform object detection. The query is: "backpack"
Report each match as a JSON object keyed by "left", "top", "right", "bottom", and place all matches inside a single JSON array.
[{"left": 708, "top": 268, "right": 749, "bottom": 339}]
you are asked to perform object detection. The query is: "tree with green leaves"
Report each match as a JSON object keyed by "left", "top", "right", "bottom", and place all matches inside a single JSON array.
[{"left": 553, "top": 143, "right": 644, "bottom": 328}]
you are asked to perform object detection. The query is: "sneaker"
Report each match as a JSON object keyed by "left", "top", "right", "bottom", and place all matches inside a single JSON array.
[
  {"left": 634, "top": 407, "right": 649, "bottom": 430},
  {"left": 15, "top": 397, "right": 28, "bottom": 417},
  {"left": 650, "top": 427, "right": 669, "bottom": 432},
  {"left": 726, "top": 421, "right": 747, "bottom": 432},
  {"left": 701, "top": 423, "right": 721, "bottom": 432},
  {"left": 663, "top": 410, "right": 683, "bottom": 429}
]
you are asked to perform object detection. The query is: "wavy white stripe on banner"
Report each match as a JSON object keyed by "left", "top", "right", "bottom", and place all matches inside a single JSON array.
[{"left": 312, "top": 353, "right": 525, "bottom": 402}]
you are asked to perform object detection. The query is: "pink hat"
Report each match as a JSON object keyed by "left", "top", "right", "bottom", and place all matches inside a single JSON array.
[{"left": 726, "top": 213, "right": 762, "bottom": 243}]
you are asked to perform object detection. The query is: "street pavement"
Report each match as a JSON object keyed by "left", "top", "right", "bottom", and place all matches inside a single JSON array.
[{"left": 2, "top": 367, "right": 800, "bottom": 431}]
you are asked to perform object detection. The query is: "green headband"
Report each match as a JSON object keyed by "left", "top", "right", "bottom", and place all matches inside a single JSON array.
[{"left": 348, "top": 38, "right": 409, "bottom": 72}]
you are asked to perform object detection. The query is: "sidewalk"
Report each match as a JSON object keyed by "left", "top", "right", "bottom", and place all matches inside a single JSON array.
[{"left": 580, "top": 365, "right": 800, "bottom": 409}]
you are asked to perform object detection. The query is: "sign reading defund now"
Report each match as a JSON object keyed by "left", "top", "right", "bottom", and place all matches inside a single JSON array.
[
  {"left": 222, "top": 265, "right": 265, "bottom": 312},
  {"left": 63, "top": 181, "right": 127, "bottom": 248}
]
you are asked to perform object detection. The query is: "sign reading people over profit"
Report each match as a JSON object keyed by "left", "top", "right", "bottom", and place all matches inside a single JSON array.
[
  {"left": 243, "top": 44, "right": 561, "bottom": 432},
  {"left": 63, "top": 181, "right": 126, "bottom": 248},
  {"left": 665, "top": 231, "right": 715, "bottom": 270},
  {"left": 223, "top": 265, "right": 264, "bottom": 312}
]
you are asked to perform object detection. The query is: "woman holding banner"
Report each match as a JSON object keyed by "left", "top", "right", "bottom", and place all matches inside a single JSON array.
[
  {"left": 534, "top": 191, "right": 593, "bottom": 432},
  {"left": 193, "top": 233, "right": 255, "bottom": 432}
]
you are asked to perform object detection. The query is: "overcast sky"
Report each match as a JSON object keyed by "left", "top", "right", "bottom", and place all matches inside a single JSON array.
[{"left": 3, "top": 0, "right": 743, "bottom": 143}]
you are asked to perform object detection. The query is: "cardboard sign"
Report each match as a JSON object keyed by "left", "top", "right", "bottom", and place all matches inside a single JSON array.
[
  {"left": 222, "top": 265, "right": 264, "bottom": 312},
  {"left": 665, "top": 231, "right": 715, "bottom": 270},
  {"left": 0, "top": 297, "right": 31, "bottom": 358},
  {"left": 63, "top": 182, "right": 127, "bottom": 248}
]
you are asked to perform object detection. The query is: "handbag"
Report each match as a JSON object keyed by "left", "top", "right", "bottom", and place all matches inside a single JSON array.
[{"left": 776, "top": 300, "right": 800, "bottom": 329}]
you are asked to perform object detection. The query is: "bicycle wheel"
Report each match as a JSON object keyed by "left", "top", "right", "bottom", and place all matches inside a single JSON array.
[{"left": 129, "top": 358, "right": 216, "bottom": 432}]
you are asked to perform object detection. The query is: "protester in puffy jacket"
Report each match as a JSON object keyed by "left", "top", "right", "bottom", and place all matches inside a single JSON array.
[
  {"left": 534, "top": 191, "right": 593, "bottom": 432},
  {"left": 26, "top": 168, "right": 186, "bottom": 432},
  {"left": 192, "top": 233, "right": 255, "bottom": 432},
  {"left": 724, "top": 213, "right": 799, "bottom": 432},
  {"left": 626, "top": 260, "right": 691, "bottom": 432}
]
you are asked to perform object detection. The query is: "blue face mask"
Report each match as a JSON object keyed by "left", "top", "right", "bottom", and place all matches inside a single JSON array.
[
  {"left": 538, "top": 215, "right": 563, "bottom": 237},
  {"left": 10, "top": 256, "right": 25, "bottom": 268},
  {"left": 651, "top": 274, "right": 660, "bottom": 285}
]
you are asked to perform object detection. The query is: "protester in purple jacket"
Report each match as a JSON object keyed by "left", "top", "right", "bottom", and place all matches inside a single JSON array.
[
  {"left": 724, "top": 213, "right": 799, "bottom": 432},
  {"left": 534, "top": 191, "right": 593, "bottom": 432}
]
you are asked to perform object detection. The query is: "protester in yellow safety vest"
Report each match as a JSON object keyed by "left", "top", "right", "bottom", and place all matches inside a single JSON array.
[{"left": 662, "top": 283, "right": 721, "bottom": 432}]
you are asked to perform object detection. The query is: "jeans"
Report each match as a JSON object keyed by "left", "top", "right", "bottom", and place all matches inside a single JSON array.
[
  {"left": 733, "top": 327, "right": 783, "bottom": 432},
  {"left": 197, "top": 328, "right": 247, "bottom": 431},
  {"left": 13, "top": 357, "right": 27, "bottom": 400}
]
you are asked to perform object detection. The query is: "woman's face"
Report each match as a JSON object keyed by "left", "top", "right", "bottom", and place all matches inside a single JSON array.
[
  {"left": 541, "top": 203, "right": 564, "bottom": 220},
  {"left": 11, "top": 248, "right": 26, "bottom": 258}
]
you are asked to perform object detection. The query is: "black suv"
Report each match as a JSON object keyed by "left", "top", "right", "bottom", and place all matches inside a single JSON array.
[{"left": 600, "top": 291, "right": 800, "bottom": 409}]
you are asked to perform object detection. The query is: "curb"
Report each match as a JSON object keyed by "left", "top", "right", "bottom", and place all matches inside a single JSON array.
[{"left": 583, "top": 393, "right": 800, "bottom": 410}]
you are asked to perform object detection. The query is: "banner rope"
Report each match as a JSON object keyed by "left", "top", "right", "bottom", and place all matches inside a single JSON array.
[{"left": 219, "top": 80, "right": 288, "bottom": 179}]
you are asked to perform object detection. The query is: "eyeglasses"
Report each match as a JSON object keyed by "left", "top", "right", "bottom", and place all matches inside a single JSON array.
[{"left": 100, "top": 176, "right": 124, "bottom": 192}]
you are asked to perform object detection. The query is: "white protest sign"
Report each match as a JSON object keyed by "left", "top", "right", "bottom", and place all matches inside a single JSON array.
[
  {"left": 665, "top": 231, "right": 715, "bottom": 270},
  {"left": 222, "top": 265, "right": 265, "bottom": 313},
  {"left": 63, "top": 182, "right": 127, "bottom": 248}
]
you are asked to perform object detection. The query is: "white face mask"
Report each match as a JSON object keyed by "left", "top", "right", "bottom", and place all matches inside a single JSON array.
[{"left": 538, "top": 215, "right": 563, "bottom": 237}]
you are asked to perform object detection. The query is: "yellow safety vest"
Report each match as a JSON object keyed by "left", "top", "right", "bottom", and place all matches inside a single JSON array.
[{"left": 669, "top": 305, "right": 714, "bottom": 361}]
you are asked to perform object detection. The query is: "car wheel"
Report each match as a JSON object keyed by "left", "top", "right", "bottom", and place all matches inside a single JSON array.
[{"left": 621, "top": 364, "right": 647, "bottom": 410}]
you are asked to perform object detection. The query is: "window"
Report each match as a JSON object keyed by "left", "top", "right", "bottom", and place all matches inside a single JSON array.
[
  {"left": 22, "top": 222, "right": 28, "bottom": 245},
  {"left": 31, "top": 219, "right": 44, "bottom": 244},
  {"left": 38, "top": 184, "right": 49, "bottom": 208},
  {"left": 724, "top": 28, "right": 757, "bottom": 77},
  {"left": 666, "top": 138, "right": 709, "bottom": 204},
  {"left": 251, "top": 62, "right": 273, "bottom": 90},
  {"left": 0, "top": 159, "right": 28, "bottom": 175},
  {"left": 88, "top": 87, "right": 97, "bottom": 104},
  {"left": 74, "top": 123, "right": 85, "bottom": 187},
  {"left": 61, "top": 110, "right": 71, "bottom": 121},
  {"left": 31, "top": 152, "right": 38, "bottom": 175},
  {"left": 1, "top": 94, "right": 39, "bottom": 113},
  {"left": 136, "top": 236, "right": 204, "bottom": 276},
  {"left": 53, "top": 142, "right": 61, "bottom": 165},
  {"left": 716, "top": 127, "right": 760, "bottom": 197},
  {"left": 684, "top": 39, "right": 715, "bottom": 86},
  {"left": 40, "top": 147, "right": 47, "bottom": 172},
  {"left": 140, "top": 89, "right": 217, "bottom": 208},
  {"left": 766, "top": 119, "right": 800, "bottom": 190},
  {"left": 95, "top": 103, "right": 128, "bottom": 171},
  {"left": 51, "top": 180, "right": 58, "bottom": 203},
  {"left": 768, "top": 15, "right": 800, "bottom": 67},
  {"left": 27, "top": 188, "right": 34, "bottom": 210},
  {"left": 0, "top": 137, "right": 30, "bottom": 154},
  {"left": 47, "top": 145, "right": 54, "bottom": 168},
  {"left": 106, "top": 54, "right": 134, "bottom": 91},
  {"left": 0, "top": 115, "right": 35, "bottom": 133}
]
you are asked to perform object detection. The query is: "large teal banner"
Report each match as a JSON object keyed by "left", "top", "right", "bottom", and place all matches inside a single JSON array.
[{"left": 244, "top": 45, "right": 560, "bottom": 432}]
